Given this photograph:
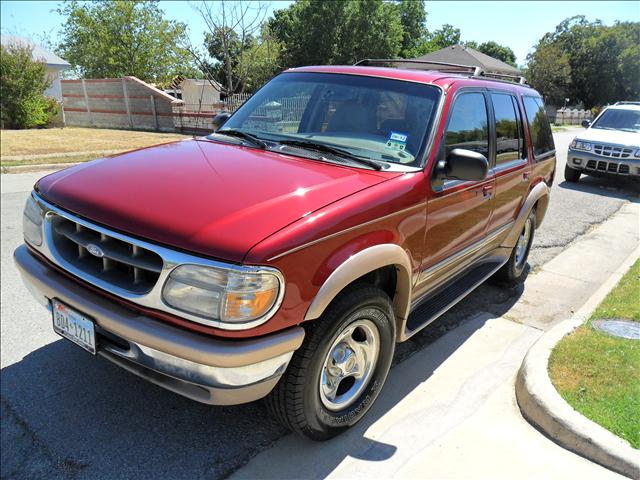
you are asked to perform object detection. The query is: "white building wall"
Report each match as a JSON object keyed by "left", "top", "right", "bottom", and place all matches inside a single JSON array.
[
  {"left": 44, "top": 67, "right": 63, "bottom": 101},
  {"left": 181, "top": 80, "right": 222, "bottom": 108}
]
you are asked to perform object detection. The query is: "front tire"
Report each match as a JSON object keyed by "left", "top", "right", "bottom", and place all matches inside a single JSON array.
[
  {"left": 266, "top": 285, "right": 395, "bottom": 440},
  {"left": 564, "top": 164, "right": 581, "bottom": 182},
  {"left": 495, "top": 208, "right": 536, "bottom": 284}
]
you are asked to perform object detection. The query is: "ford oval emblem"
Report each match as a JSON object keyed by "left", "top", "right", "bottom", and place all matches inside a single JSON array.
[{"left": 86, "top": 244, "right": 104, "bottom": 258}]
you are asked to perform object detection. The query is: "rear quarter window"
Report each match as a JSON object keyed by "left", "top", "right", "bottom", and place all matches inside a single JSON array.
[{"left": 523, "top": 96, "right": 555, "bottom": 160}]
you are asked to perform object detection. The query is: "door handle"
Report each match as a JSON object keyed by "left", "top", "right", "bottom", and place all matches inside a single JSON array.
[
  {"left": 523, "top": 171, "right": 531, "bottom": 181},
  {"left": 482, "top": 184, "right": 493, "bottom": 197}
]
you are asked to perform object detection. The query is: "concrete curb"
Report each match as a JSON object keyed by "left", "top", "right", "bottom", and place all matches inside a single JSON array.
[
  {"left": 1, "top": 162, "right": 81, "bottom": 174},
  {"left": 1, "top": 149, "right": 122, "bottom": 162},
  {"left": 516, "top": 245, "right": 640, "bottom": 479}
]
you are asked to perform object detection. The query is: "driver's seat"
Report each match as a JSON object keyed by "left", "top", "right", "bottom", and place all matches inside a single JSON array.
[{"left": 326, "top": 101, "right": 376, "bottom": 134}]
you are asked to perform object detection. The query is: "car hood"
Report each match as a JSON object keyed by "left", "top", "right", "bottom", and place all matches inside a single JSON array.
[
  {"left": 577, "top": 128, "right": 640, "bottom": 147},
  {"left": 36, "top": 139, "right": 394, "bottom": 262}
]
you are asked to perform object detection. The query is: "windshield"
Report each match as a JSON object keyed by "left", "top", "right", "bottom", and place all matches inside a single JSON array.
[
  {"left": 220, "top": 72, "right": 441, "bottom": 167},
  {"left": 591, "top": 108, "right": 640, "bottom": 132}
]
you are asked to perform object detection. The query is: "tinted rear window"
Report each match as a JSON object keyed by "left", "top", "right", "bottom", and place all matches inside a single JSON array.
[
  {"left": 523, "top": 96, "right": 554, "bottom": 159},
  {"left": 491, "top": 93, "right": 524, "bottom": 165}
]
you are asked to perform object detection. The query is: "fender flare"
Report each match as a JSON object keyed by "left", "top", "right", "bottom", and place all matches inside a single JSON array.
[
  {"left": 502, "top": 181, "right": 550, "bottom": 248},
  {"left": 304, "top": 244, "right": 413, "bottom": 330}
]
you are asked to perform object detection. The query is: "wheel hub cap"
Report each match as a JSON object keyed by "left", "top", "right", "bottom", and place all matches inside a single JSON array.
[{"left": 319, "top": 319, "right": 380, "bottom": 411}]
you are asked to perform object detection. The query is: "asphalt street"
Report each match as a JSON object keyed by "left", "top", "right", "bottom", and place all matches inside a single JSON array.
[{"left": 1, "top": 130, "right": 638, "bottom": 479}]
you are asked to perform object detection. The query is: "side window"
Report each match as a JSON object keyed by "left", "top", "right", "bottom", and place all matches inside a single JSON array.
[
  {"left": 491, "top": 93, "right": 523, "bottom": 165},
  {"left": 523, "top": 96, "right": 555, "bottom": 159},
  {"left": 444, "top": 92, "right": 489, "bottom": 158}
]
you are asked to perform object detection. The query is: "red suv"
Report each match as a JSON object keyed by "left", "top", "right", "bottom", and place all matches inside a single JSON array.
[{"left": 15, "top": 62, "right": 555, "bottom": 440}]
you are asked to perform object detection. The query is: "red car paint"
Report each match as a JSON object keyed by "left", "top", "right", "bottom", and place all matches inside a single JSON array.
[
  {"left": 36, "top": 138, "right": 397, "bottom": 262},
  {"left": 35, "top": 66, "right": 555, "bottom": 339}
]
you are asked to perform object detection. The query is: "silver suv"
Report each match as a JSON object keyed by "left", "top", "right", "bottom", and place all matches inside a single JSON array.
[{"left": 565, "top": 102, "right": 640, "bottom": 182}]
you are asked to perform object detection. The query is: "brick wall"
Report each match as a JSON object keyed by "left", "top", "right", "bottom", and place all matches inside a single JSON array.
[{"left": 61, "top": 77, "right": 183, "bottom": 131}]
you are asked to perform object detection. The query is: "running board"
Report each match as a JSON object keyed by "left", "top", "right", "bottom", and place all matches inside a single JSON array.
[{"left": 404, "top": 260, "right": 505, "bottom": 337}]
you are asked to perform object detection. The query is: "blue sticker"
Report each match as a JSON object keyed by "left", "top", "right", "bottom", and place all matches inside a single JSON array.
[{"left": 386, "top": 131, "right": 408, "bottom": 151}]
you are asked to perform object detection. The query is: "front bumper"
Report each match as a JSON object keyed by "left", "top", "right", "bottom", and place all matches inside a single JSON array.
[
  {"left": 14, "top": 245, "right": 304, "bottom": 405},
  {"left": 567, "top": 149, "right": 640, "bottom": 178}
]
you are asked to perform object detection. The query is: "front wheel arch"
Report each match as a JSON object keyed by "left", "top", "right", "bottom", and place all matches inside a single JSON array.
[{"left": 304, "top": 244, "right": 413, "bottom": 338}]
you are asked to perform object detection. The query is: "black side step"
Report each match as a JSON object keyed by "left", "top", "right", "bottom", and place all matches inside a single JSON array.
[{"left": 405, "top": 261, "right": 504, "bottom": 335}]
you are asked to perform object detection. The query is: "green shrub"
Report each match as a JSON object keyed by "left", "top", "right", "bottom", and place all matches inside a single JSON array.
[{"left": 1, "top": 43, "right": 57, "bottom": 129}]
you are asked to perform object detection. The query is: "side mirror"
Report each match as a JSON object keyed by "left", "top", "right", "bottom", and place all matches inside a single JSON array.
[
  {"left": 212, "top": 112, "right": 231, "bottom": 132},
  {"left": 581, "top": 119, "right": 591, "bottom": 128},
  {"left": 441, "top": 148, "right": 488, "bottom": 182}
]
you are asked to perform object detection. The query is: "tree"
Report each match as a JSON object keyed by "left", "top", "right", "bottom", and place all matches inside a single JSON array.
[
  {"left": 269, "top": 0, "right": 403, "bottom": 67},
  {"left": 428, "top": 24, "right": 461, "bottom": 50},
  {"left": 57, "top": 0, "right": 194, "bottom": 85},
  {"left": 0, "top": 44, "right": 57, "bottom": 129},
  {"left": 526, "top": 16, "right": 640, "bottom": 107},
  {"left": 476, "top": 41, "right": 516, "bottom": 66},
  {"left": 192, "top": 0, "right": 269, "bottom": 95},
  {"left": 269, "top": 0, "right": 349, "bottom": 67},
  {"left": 525, "top": 42, "right": 571, "bottom": 106},
  {"left": 406, "top": 24, "right": 461, "bottom": 57},
  {"left": 342, "top": 0, "right": 403, "bottom": 63},
  {"left": 239, "top": 26, "right": 282, "bottom": 92},
  {"left": 393, "top": 0, "right": 428, "bottom": 57}
]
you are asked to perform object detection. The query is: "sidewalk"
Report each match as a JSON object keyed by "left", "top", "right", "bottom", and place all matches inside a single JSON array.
[{"left": 230, "top": 202, "right": 639, "bottom": 479}]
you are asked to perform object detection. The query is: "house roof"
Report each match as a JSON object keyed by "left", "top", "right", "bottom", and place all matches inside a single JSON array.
[
  {"left": 1, "top": 35, "right": 70, "bottom": 68},
  {"left": 405, "top": 44, "right": 520, "bottom": 76}
]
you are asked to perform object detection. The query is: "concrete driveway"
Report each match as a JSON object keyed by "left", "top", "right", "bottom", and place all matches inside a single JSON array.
[{"left": 1, "top": 130, "right": 638, "bottom": 479}]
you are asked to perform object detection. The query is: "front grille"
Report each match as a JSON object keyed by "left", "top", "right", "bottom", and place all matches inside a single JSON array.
[
  {"left": 49, "top": 214, "right": 163, "bottom": 294},
  {"left": 593, "top": 144, "right": 633, "bottom": 158},
  {"left": 584, "top": 159, "right": 631, "bottom": 176}
]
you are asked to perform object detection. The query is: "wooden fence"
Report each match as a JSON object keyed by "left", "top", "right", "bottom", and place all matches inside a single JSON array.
[
  {"left": 173, "top": 94, "right": 253, "bottom": 134},
  {"left": 553, "top": 108, "right": 593, "bottom": 126}
]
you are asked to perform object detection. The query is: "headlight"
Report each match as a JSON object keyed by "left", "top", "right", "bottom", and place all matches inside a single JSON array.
[
  {"left": 570, "top": 139, "right": 592, "bottom": 151},
  {"left": 162, "top": 264, "right": 282, "bottom": 326},
  {"left": 635, "top": 149, "right": 640, "bottom": 158},
  {"left": 23, "top": 195, "right": 43, "bottom": 246}
]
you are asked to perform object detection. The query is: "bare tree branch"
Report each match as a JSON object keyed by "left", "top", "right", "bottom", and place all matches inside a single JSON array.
[{"left": 188, "top": 0, "right": 269, "bottom": 96}]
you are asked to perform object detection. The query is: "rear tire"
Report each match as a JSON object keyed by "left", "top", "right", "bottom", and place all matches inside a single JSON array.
[
  {"left": 564, "top": 164, "right": 581, "bottom": 182},
  {"left": 495, "top": 208, "right": 536, "bottom": 284},
  {"left": 266, "top": 285, "right": 395, "bottom": 441}
]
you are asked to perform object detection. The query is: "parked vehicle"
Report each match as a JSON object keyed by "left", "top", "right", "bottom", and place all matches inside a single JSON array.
[
  {"left": 565, "top": 102, "right": 640, "bottom": 182},
  {"left": 15, "top": 61, "right": 555, "bottom": 440}
]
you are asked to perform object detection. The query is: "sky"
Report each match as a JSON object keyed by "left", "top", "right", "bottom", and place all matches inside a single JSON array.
[{"left": 1, "top": 1, "right": 639, "bottom": 66}]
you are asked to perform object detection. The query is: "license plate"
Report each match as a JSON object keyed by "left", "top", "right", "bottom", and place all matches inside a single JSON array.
[{"left": 52, "top": 300, "right": 96, "bottom": 355}]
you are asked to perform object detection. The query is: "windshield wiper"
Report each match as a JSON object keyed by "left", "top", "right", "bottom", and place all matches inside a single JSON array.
[
  {"left": 214, "top": 129, "right": 267, "bottom": 149},
  {"left": 277, "top": 139, "right": 382, "bottom": 171}
]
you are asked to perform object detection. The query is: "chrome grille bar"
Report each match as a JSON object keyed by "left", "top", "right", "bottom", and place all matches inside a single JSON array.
[
  {"left": 51, "top": 216, "right": 163, "bottom": 294},
  {"left": 593, "top": 144, "right": 633, "bottom": 158}
]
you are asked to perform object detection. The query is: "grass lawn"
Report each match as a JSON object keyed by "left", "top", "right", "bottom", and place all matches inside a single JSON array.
[
  {"left": 549, "top": 259, "right": 640, "bottom": 449},
  {"left": 1, "top": 127, "right": 190, "bottom": 166}
]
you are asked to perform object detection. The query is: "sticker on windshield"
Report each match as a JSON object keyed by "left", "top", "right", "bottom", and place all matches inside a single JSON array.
[{"left": 386, "top": 131, "right": 408, "bottom": 151}]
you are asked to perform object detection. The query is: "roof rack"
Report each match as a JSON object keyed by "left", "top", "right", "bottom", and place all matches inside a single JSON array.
[
  {"left": 354, "top": 58, "right": 528, "bottom": 86},
  {"left": 614, "top": 101, "right": 640, "bottom": 106}
]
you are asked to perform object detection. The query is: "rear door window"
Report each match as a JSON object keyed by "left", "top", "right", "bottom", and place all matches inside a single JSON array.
[
  {"left": 444, "top": 92, "right": 489, "bottom": 158},
  {"left": 523, "top": 96, "right": 555, "bottom": 160},
  {"left": 491, "top": 93, "right": 524, "bottom": 166}
]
